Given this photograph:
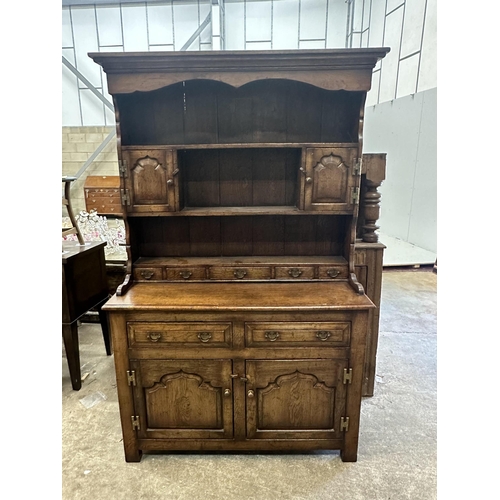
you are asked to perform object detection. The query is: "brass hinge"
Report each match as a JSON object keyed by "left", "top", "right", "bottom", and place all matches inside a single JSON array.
[
  {"left": 340, "top": 416, "right": 350, "bottom": 432},
  {"left": 131, "top": 416, "right": 141, "bottom": 431},
  {"left": 126, "top": 370, "right": 136, "bottom": 386},
  {"left": 352, "top": 159, "right": 361, "bottom": 176},
  {"left": 120, "top": 189, "right": 130, "bottom": 206},
  {"left": 119, "top": 159, "right": 128, "bottom": 178},
  {"left": 351, "top": 187, "right": 359, "bottom": 204},
  {"left": 343, "top": 368, "right": 352, "bottom": 384}
]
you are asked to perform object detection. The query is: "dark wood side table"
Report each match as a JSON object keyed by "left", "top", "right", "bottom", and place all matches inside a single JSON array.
[{"left": 62, "top": 241, "right": 111, "bottom": 390}]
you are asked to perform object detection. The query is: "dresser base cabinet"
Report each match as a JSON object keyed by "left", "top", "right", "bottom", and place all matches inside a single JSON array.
[{"left": 104, "top": 282, "right": 374, "bottom": 463}]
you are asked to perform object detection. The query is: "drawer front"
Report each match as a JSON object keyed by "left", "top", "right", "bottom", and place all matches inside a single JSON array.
[
  {"left": 318, "top": 265, "right": 348, "bottom": 280},
  {"left": 166, "top": 267, "right": 207, "bottom": 281},
  {"left": 128, "top": 322, "right": 232, "bottom": 347},
  {"left": 209, "top": 266, "right": 272, "bottom": 280},
  {"left": 245, "top": 321, "right": 350, "bottom": 347},
  {"left": 85, "top": 189, "right": 120, "bottom": 198},
  {"left": 133, "top": 267, "right": 163, "bottom": 281},
  {"left": 274, "top": 266, "right": 315, "bottom": 280}
]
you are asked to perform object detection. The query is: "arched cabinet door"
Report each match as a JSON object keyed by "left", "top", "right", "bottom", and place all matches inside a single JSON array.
[
  {"left": 304, "top": 147, "right": 359, "bottom": 212},
  {"left": 130, "top": 359, "right": 234, "bottom": 440},
  {"left": 245, "top": 359, "right": 347, "bottom": 440},
  {"left": 122, "top": 149, "right": 178, "bottom": 212}
]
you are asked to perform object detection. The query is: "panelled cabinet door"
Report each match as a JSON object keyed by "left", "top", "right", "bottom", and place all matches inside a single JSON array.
[
  {"left": 304, "top": 148, "right": 358, "bottom": 211},
  {"left": 245, "top": 359, "right": 347, "bottom": 440},
  {"left": 123, "top": 149, "right": 177, "bottom": 212},
  {"left": 130, "top": 359, "right": 233, "bottom": 439}
]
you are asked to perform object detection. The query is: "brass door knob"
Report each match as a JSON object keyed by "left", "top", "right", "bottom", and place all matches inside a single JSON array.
[
  {"left": 224, "top": 389, "right": 231, "bottom": 397},
  {"left": 306, "top": 177, "right": 313, "bottom": 184},
  {"left": 247, "top": 390, "right": 255, "bottom": 398}
]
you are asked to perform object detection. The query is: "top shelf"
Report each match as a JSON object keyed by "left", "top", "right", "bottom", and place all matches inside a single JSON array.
[{"left": 122, "top": 142, "right": 358, "bottom": 151}]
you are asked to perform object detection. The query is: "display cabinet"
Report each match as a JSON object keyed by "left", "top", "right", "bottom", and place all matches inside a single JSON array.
[{"left": 93, "top": 48, "right": 389, "bottom": 462}]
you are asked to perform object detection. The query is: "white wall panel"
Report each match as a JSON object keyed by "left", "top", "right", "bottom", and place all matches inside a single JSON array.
[
  {"left": 172, "top": 2, "right": 201, "bottom": 50},
  {"left": 363, "top": 89, "right": 436, "bottom": 252},
  {"left": 121, "top": 4, "right": 149, "bottom": 51},
  {"left": 246, "top": 41, "right": 272, "bottom": 49},
  {"left": 397, "top": 53, "right": 418, "bottom": 98},
  {"left": 71, "top": 7, "right": 101, "bottom": 88},
  {"left": 299, "top": 39, "right": 325, "bottom": 49},
  {"left": 407, "top": 88, "right": 436, "bottom": 252},
  {"left": 225, "top": 1, "right": 245, "bottom": 49},
  {"left": 326, "top": 0, "right": 348, "bottom": 47},
  {"left": 378, "top": 7, "right": 403, "bottom": 103},
  {"left": 368, "top": 0, "right": 386, "bottom": 47},
  {"left": 365, "top": 69, "right": 380, "bottom": 107},
  {"left": 62, "top": 48, "right": 81, "bottom": 126},
  {"left": 246, "top": 1, "right": 272, "bottom": 42},
  {"left": 400, "top": 0, "right": 426, "bottom": 58},
  {"left": 386, "top": 0, "right": 404, "bottom": 13},
  {"left": 62, "top": 8, "right": 74, "bottom": 48},
  {"left": 96, "top": 6, "right": 122, "bottom": 47},
  {"left": 299, "top": 0, "right": 327, "bottom": 41},
  {"left": 351, "top": 0, "right": 363, "bottom": 32},
  {"left": 80, "top": 88, "right": 105, "bottom": 126},
  {"left": 273, "top": 0, "right": 300, "bottom": 50},
  {"left": 418, "top": 0, "right": 436, "bottom": 92},
  {"left": 147, "top": 2, "right": 174, "bottom": 46}
]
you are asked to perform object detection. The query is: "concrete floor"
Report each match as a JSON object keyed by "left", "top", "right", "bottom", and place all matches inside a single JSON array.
[{"left": 62, "top": 269, "right": 437, "bottom": 500}]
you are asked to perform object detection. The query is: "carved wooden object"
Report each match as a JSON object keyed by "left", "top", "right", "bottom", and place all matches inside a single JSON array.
[{"left": 93, "top": 48, "right": 390, "bottom": 462}]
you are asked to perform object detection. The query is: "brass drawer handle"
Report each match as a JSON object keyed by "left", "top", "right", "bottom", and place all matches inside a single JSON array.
[
  {"left": 316, "top": 331, "right": 332, "bottom": 341},
  {"left": 326, "top": 269, "right": 340, "bottom": 278},
  {"left": 288, "top": 268, "right": 303, "bottom": 278},
  {"left": 233, "top": 269, "right": 247, "bottom": 279},
  {"left": 179, "top": 270, "right": 192, "bottom": 279},
  {"left": 264, "top": 331, "right": 280, "bottom": 342},
  {"left": 197, "top": 332, "right": 212, "bottom": 343},
  {"left": 147, "top": 332, "right": 162, "bottom": 342},
  {"left": 140, "top": 270, "right": 154, "bottom": 280}
]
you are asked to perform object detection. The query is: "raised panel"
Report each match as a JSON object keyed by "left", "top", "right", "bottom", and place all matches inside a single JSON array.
[
  {"left": 133, "top": 359, "right": 233, "bottom": 439},
  {"left": 246, "top": 359, "right": 347, "bottom": 440},
  {"left": 124, "top": 149, "right": 176, "bottom": 212},
  {"left": 305, "top": 148, "right": 358, "bottom": 211}
]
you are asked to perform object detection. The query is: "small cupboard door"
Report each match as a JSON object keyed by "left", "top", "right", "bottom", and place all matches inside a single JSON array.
[
  {"left": 245, "top": 359, "right": 347, "bottom": 440},
  {"left": 130, "top": 359, "right": 233, "bottom": 439},
  {"left": 304, "top": 147, "right": 358, "bottom": 211},
  {"left": 123, "top": 149, "right": 177, "bottom": 212}
]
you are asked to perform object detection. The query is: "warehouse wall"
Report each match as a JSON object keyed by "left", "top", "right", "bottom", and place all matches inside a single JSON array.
[{"left": 62, "top": 0, "right": 436, "bottom": 254}]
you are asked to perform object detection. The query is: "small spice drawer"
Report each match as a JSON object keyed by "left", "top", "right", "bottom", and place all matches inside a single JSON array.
[
  {"left": 274, "top": 266, "right": 315, "bottom": 280},
  {"left": 245, "top": 321, "right": 351, "bottom": 347},
  {"left": 318, "top": 265, "right": 349, "bottom": 280},
  {"left": 209, "top": 266, "right": 272, "bottom": 280},
  {"left": 133, "top": 268, "right": 163, "bottom": 281},
  {"left": 166, "top": 267, "right": 207, "bottom": 281},
  {"left": 128, "top": 322, "right": 232, "bottom": 348}
]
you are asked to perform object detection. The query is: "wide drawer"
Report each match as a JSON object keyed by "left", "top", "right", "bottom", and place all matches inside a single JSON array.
[
  {"left": 245, "top": 321, "right": 351, "bottom": 347},
  {"left": 166, "top": 267, "right": 207, "bottom": 281},
  {"left": 133, "top": 267, "right": 163, "bottom": 281},
  {"left": 128, "top": 322, "right": 232, "bottom": 347},
  {"left": 274, "top": 266, "right": 315, "bottom": 280},
  {"left": 209, "top": 266, "right": 272, "bottom": 280}
]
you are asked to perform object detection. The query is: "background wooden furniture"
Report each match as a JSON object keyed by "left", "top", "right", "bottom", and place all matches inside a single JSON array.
[
  {"left": 84, "top": 175, "right": 122, "bottom": 216},
  {"left": 93, "top": 48, "right": 389, "bottom": 462},
  {"left": 356, "top": 153, "right": 386, "bottom": 397},
  {"left": 62, "top": 241, "right": 111, "bottom": 390}
]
